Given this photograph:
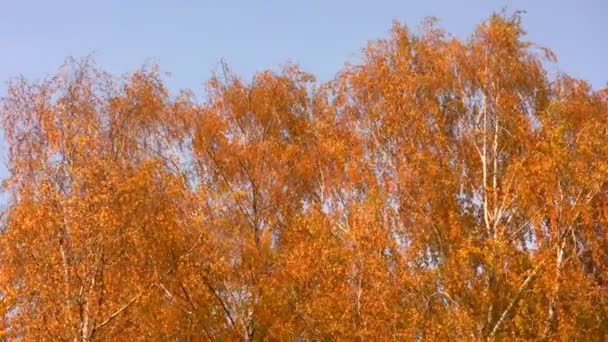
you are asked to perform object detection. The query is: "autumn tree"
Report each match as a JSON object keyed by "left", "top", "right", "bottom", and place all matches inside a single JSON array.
[
  {"left": 1, "top": 12, "right": 607, "bottom": 341},
  {"left": 0, "top": 59, "right": 205, "bottom": 339}
]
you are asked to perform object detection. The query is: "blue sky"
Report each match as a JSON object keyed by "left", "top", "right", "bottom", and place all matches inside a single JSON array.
[
  {"left": 2, "top": 0, "right": 606, "bottom": 92},
  {"left": 0, "top": 0, "right": 606, "bottom": 176}
]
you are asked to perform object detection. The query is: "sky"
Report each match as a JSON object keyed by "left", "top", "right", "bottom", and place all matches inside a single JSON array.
[{"left": 0, "top": 0, "right": 606, "bottom": 176}]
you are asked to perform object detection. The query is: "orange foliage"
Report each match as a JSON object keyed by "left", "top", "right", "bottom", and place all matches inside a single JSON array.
[{"left": 1, "top": 13, "right": 607, "bottom": 341}]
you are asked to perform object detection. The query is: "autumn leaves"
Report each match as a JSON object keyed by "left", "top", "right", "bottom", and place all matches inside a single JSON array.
[{"left": 1, "top": 13, "right": 607, "bottom": 340}]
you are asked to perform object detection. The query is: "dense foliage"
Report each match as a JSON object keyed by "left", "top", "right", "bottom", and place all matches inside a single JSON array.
[{"left": 1, "top": 13, "right": 607, "bottom": 340}]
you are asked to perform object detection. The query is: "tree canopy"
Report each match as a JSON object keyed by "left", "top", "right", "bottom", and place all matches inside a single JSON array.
[{"left": 1, "top": 13, "right": 607, "bottom": 341}]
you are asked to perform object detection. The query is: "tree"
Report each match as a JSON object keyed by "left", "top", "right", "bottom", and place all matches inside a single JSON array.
[{"left": 1, "top": 12, "right": 606, "bottom": 341}]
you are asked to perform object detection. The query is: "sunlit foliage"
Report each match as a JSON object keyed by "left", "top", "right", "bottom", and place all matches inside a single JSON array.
[{"left": 1, "top": 13, "right": 607, "bottom": 340}]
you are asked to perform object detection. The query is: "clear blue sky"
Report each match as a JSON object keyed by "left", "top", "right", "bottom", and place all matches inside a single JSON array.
[
  {"left": 2, "top": 0, "right": 606, "bottom": 92},
  {"left": 0, "top": 0, "right": 606, "bottom": 176}
]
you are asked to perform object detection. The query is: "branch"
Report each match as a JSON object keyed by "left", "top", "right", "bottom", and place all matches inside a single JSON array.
[
  {"left": 203, "top": 277, "right": 236, "bottom": 328},
  {"left": 489, "top": 262, "right": 544, "bottom": 338},
  {"left": 93, "top": 283, "right": 152, "bottom": 332}
]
